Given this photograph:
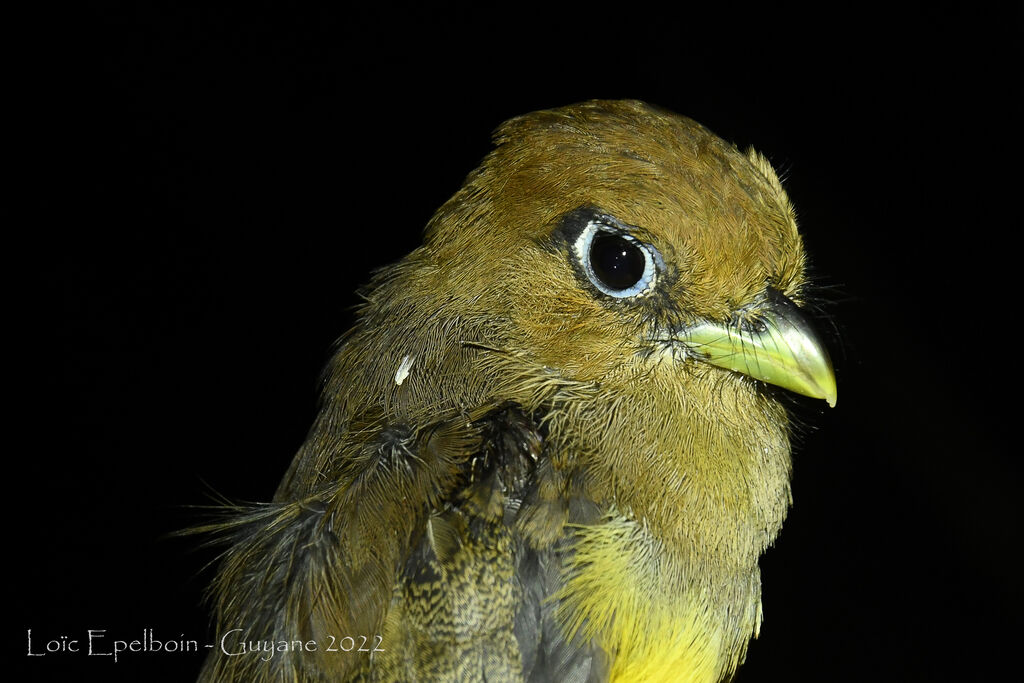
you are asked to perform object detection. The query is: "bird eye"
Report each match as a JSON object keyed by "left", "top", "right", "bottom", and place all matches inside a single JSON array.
[{"left": 573, "top": 220, "right": 659, "bottom": 298}]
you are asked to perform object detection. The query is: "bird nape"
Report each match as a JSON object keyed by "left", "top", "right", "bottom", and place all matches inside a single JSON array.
[{"left": 194, "top": 99, "right": 836, "bottom": 683}]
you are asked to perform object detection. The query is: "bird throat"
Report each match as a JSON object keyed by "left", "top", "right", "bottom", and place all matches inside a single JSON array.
[{"left": 535, "top": 372, "right": 793, "bottom": 682}]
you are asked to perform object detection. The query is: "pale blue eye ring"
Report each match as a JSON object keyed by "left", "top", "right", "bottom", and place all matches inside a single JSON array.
[{"left": 573, "top": 220, "right": 661, "bottom": 298}]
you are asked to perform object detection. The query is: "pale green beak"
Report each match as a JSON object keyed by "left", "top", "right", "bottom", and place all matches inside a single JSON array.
[{"left": 679, "top": 295, "right": 837, "bottom": 407}]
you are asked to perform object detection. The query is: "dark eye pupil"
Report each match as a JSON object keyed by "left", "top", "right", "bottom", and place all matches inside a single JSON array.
[{"left": 589, "top": 231, "right": 645, "bottom": 290}]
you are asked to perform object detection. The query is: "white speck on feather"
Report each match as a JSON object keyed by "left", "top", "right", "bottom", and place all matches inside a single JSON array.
[{"left": 395, "top": 354, "right": 415, "bottom": 385}]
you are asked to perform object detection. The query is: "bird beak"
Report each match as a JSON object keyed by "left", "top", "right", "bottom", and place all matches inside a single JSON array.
[{"left": 677, "top": 293, "right": 837, "bottom": 407}]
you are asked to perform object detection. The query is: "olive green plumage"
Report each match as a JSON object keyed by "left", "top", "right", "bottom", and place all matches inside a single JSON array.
[{"left": 196, "top": 100, "right": 834, "bottom": 682}]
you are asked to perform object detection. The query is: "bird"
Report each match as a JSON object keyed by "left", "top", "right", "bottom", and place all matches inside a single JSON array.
[{"left": 195, "top": 99, "right": 836, "bottom": 683}]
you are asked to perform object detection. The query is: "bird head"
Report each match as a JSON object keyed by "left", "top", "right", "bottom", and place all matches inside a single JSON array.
[{"left": 424, "top": 99, "right": 833, "bottom": 401}]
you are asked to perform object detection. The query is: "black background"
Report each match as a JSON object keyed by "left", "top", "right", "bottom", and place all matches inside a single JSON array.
[{"left": 19, "top": 4, "right": 1021, "bottom": 681}]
